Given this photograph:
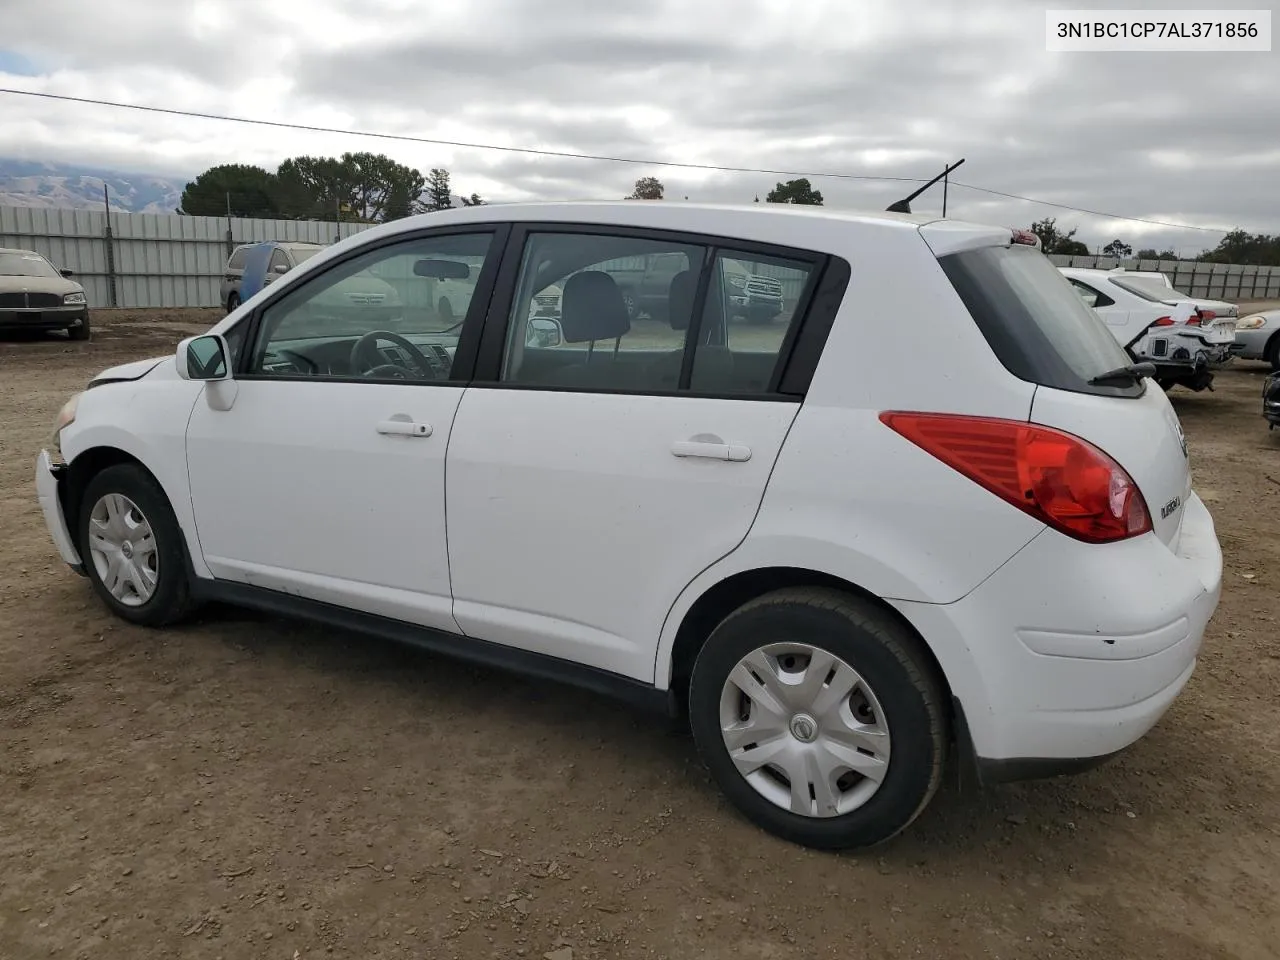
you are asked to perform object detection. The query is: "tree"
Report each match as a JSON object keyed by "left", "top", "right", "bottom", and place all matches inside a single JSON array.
[
  {"left": 766, "top": 178, "right": 823, "bottom": 205},
  {"left": 1196, "top": 230, "right": 1280, "bottom": 266},
  {"left": 626, "top": 176, "right": 664, "bottom": 200},
  {"left": 422, "top": 168, "right": 454, "bottom": 212},
  {"left": 276, "top": 155, "right": 355, "bottom": 220},
  {"left": 1029, "top": 217, "right": 1088, "bottom": 256},
  {"left": 459, "top": 193, "right": 486, "bottom": 206},
  {"left": 340, "top": 152, "right": 425, "bottom": 222},
  {"left": 275, "top": 152, "right": 424, "bottom": 222},
  {"left": 1136, "top": 247, "right": 1178, "bottom": 260},
  {"left": 1101, "top": 239, "right": 1132, "bottom": 258},
  {"left": 179, "top": 164, "right": 280, "bottom": 217}
]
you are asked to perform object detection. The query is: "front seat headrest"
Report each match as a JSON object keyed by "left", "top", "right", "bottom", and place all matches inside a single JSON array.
[{"left": 558, "top": 271, "right": 631, "bottom": 343}]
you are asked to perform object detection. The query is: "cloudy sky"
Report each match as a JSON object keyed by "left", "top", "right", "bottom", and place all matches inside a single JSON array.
[{"left": 1, "top": 0, "right": 1276, "bottom": 255}]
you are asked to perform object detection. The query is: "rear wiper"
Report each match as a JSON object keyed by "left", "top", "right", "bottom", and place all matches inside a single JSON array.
[{"left": 1089, "top": 361, "right": 1156, "bottom": 386}]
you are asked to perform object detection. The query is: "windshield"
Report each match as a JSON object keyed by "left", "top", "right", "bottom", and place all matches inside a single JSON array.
[
  {"left": 1111, "top": 274, "right": 1181, "bottom": 303},
  {"left": 289, "top": 246, "right": 324, "bottom": 265},
  {"left": 941, "top": 244, "right": 1141, "bottom": 398},
  {"left": 0, "top": 252, "right": 59, "bottom": 278}
]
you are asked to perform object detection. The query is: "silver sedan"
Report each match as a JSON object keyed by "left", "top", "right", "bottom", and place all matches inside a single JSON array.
[{"left": 1234, "top": 309, "right": 1280, "bottom": 368}]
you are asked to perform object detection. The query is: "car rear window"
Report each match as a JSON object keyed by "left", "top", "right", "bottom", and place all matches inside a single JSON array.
[
  {"left": 227, "top": 247, "right": 249, "bottom": 270},
  {"left": 940, "top": 244, "right": 1143, "bottom": 398},
  {"left": 1110, "top": 274, "right": 1178, "bottom": 303}
]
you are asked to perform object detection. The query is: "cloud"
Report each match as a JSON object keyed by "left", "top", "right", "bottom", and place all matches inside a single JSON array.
[{"left": 0, "top": 0, "right": 1276, "bottom": 255}]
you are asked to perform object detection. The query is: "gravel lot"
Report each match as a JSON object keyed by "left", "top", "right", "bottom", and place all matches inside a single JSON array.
[{"left": 1, "top": 309, "right": 1278, "bottom": 960}]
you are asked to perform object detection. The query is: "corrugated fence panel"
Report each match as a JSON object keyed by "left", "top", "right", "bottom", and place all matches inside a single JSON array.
[{"left": 4, "top": 205, "right": 1278, "bottom": 309}]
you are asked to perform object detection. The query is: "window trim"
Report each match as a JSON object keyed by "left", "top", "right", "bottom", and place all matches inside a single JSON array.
[
  {"left": 1068, "top": 277, "right": 1115, "bottom": 308},
  {"left": 231, "top": 222, "right": 511, "bottom": 386},
  {"left": 471, "top": 221, "right": 836, "bottom": 402}
]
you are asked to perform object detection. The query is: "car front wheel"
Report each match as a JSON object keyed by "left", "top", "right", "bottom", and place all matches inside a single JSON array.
[
  {"left": 78, "top": 464, "right": 193, "bottom": 627},
  {"left": 688, "top": 587, "right": 947, "bottom": 850}
]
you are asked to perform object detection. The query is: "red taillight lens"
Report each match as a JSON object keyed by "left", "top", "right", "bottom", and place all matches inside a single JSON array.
[
  {"left": 879, "top": 412, "right": 1153, "bottom": 544},
  {"left": 1151, "top": 316, "right": 1175, "bottom": 327}
]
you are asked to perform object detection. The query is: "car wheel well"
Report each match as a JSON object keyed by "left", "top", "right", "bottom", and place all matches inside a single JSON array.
[
  {"left": 63, "top": 447, "right": 155, "bottom": 537},
  {"left": 667, "top": 567, "right": 952, "bottom": 715}
]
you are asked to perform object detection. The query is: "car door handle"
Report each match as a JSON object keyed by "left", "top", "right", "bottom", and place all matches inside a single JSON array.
[
  {"left": 376, "top": 419, "right": 432, "bottom": 437},
  {"left": 671, "top": 439, "right": 751, "bottom": 462}
]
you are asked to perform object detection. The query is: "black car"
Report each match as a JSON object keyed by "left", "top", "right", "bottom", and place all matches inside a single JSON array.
[{"left": 1263, "top": 371, "right": 1280, "bottom": 429}]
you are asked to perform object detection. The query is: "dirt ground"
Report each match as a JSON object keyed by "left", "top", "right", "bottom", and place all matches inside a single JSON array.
[{"left": 1, "top": 309, "right": 1278, "bottom": 960}]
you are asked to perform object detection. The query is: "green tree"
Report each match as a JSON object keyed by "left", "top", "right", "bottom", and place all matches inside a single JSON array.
[
  {"left": 766, "top": 178, "right": 823, "bottom": 205},
  {"left": 422, "top": 168, "right": 454, "bottom": 212},
  {"left": 1101, "top": 239, "right": 1132, "bottom": 258},
  {"left": 276, "top": 155, "right": 353, "bottom": 219},
  {"left": 627, "top": 176, "right": 664, "bottom": 200},
  {"left": 459, "top": 193, "right": 486, "bottom": 206},
  {"left": 1029, "top": 217, "right": 1088, "bottom": 256},
  {"left": 275, "top": 152, "right": 425, "bottom": 222},
  {"left": 1196, "top": 230, "right": 1280, "bottom": 266},
  {"left": 1136, "top": 247, "right": 1178, "bottom": 260},
  {"left": 179, "top": 164, "right": 280, "bottom": 217},
  {"left": 341, "top": 152, "right": 425, "bottom": 222}
]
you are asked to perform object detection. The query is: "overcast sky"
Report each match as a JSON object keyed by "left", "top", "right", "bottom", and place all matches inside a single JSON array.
[{"left": 1, "top": 0, "right": 1276, "bottom": 255}]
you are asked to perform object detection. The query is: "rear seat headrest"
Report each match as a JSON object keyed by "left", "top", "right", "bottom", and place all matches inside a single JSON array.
[
  {"left": 559, "top": 271, "right": 631, "bottom": 343},
  {"left": 668, "top": 270, "right": 695, "bottom": 331}
]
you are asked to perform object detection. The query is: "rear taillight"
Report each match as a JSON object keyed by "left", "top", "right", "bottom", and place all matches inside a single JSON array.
[
  {"left": 1187, "top": 309, "right": 1213, "bottom": 327},
  {"left": 1151, "top": 316, "right": 1176, "bottom": 327},
  {"left": 880, "top": 412, "right": 1153, "bottom": 544}
]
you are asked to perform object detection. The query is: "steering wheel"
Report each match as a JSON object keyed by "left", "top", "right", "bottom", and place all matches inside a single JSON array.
[{"left": 349, "top": 330, "right": 442, "bottom": 380}]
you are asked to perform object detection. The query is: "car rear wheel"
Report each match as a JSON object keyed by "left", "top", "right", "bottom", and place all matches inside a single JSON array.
[
  {"left": 226, "top": 292, "right": 241, "bottom": 314},
  {"left": 688, "top": 587, "right": 947, "bottom": 850},
  {"left": 78, "top": 464, "right": 193, "bottom": 627}
]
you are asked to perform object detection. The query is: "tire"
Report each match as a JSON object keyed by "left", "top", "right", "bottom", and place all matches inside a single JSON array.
[
  {"left": 226, "top": 292, "right": 241, "bottom": 314},
  {"left": 688, "top": 587, "right": 948, "bottom": 850},
  {"left": 77, "top": 464, "right": 193, "bottom": 627},
  {"left": 437, "top": 297, "right": 454, "bottom": 323},
  {"left": 67, "top": 314, "right": 91, "bottom": 341},
  {"left": 1266, "top": 334, "right": 1280, "bottom": 372}
]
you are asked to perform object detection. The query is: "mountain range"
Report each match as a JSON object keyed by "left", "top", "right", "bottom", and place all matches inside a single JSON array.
[
  {"left": 0, "top": 159, "right": 479, "bottom": 217},
  {"left": 0, "top": 159, "right": 186, "bottom": 214}
]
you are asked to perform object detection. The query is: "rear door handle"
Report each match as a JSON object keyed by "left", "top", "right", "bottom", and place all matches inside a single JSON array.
[
  {"left": 671, "top": 440, "right": 751, "bottom": 462},
  {"left": 376, "top": 419, "right": 432, "bottom": 437}
]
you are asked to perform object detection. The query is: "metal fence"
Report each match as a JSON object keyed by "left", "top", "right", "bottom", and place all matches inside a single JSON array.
[
  {"left": 0, "top": 206, "right": 373, "bottom": 309},
  {"left": 4, "top": 204, "right": 1280, "bottom": 308},
  {"left": 1046, "top": 253, "right": 1280, "bottom": 301}
]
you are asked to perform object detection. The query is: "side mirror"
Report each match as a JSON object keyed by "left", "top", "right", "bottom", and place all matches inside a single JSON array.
[
  {"left": 176, "top": 334, "right": 231, "bottom": 381},
  {"left": 273, "top": 263, "right": 291, "bottom": 275},
  {"left": 60, "top": 268, "right": 74, "bottom": 278},
  {"left": 526, "top": 317, "right": 562, "bottom": 349}
]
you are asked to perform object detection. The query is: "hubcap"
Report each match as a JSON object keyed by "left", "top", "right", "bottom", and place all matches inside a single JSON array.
[
  {"left": 719, "top": 643, "right": 892, "bottom": 819},
  {"left": 87, "top": 493, "right": 159, "bottom": 607}
]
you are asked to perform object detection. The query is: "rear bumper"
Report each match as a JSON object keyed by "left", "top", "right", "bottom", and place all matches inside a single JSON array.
[
  {"left": 893, "top": 491, "right": 1222, "bottom": 780},
  {"left": 0, "top": 306, "right": 88, "bottom": 331},
  {"left": 35, "top": 449, "right": 83, "bottom": 571}
]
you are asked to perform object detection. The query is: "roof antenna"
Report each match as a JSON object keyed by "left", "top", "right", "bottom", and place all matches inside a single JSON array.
[{"left": 886, "top": 158, "right": 966, "bottom": 214}]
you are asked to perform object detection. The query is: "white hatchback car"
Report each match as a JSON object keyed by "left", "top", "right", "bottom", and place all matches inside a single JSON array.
[{"left": 35, "top": 203, "right": 1223, "bottom": 849}]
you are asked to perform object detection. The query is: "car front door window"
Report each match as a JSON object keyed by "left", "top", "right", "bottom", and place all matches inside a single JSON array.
[{"left": 247, "top": 233, "right": 494, "bottom": 382}]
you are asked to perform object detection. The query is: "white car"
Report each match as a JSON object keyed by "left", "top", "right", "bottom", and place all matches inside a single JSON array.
[
  {"left": 35, "top": 203, "right": 1222, "bottom": 850},
  {"left": 1060, "top": 267, "right": 1237, "bottom": 391}
]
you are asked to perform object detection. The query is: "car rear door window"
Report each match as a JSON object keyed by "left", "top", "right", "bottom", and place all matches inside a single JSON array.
[
  {"left": 941, "top": 244, "right": 1142, "bottom": 398},
  {"left": 691, "top": 251, "right": 814, "bottom": 395}
]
